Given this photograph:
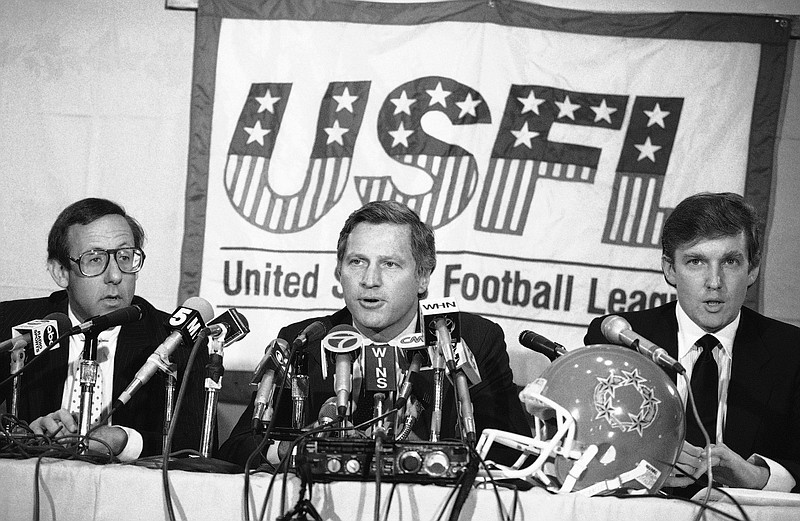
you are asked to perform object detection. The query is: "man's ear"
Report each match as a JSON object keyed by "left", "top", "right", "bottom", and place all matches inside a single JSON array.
[
  {"left": 747, "top": 264, "right": 760, "bottom": 287},
  {"left": 661, "top": 256, "right": 677, "bottom": 288},
  {"left": 417, "top": 271, "right": 431, "bottom": 296},
  {"left": 47, "top": 259, "right": 70, "bottom": 289}
]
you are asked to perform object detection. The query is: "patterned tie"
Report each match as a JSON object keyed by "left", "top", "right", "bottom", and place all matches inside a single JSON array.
[{"left": 685, "top": 334, "right": 719, "bottom": 446}]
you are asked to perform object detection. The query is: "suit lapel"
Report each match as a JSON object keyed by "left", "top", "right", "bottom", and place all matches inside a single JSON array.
[{"left": 724, "top": 309, "right": 769, "bottom": 454}]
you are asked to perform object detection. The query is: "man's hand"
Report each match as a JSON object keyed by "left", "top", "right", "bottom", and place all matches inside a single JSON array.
[
  {"left": 29, "top": 408, "right": 77, "bottom": 439},
  {"left": 665, "top": 440, "right": 708, "bottom": 488},
  {"left": 706, "top": 442, "right": 769, "bottom": 489},
  {"left": 28, "top": 409, "right": 128, "bottom": 456},
  {"left": 665, "top": 441, "right": 769, "bottom": 490}
]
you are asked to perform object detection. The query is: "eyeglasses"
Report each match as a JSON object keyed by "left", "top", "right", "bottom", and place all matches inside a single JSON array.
[{"left": 69, "top": 247, "right": 146, "bottom": 277}]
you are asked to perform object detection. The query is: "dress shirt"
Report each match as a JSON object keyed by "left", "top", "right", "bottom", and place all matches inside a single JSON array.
[{"left": 60, "top": 307, "right": 143, "bottom": 460}]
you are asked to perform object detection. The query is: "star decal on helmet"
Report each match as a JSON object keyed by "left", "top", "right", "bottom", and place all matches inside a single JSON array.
[{"left": 592, "top": 368, "right": 661, "bottom": 436}]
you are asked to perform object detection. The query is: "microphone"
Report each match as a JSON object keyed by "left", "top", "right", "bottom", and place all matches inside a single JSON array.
[
  {"left": 392, "top": 333, "right": 430, "bottom": 409},
  {"left": 114, "top": 298, "right": 215, "bottom": 407},
  {"left": 601, "top": 315, "right": 686, "bottom": 374},
  {"left": 321, "top": 324, "right": 363, "bottom": 418},
  {"left": 363, "top": 342, "right": 397, "bottom": 436},
  {"left": 69, "top": 305, "right": 143, "bottom": 336},
  {"left": 519, "top": 330, "right": 568, "bottom": 361},
  {"left": 420, "top": 298, "right": 478, "bottom": 443},
  {"left": 419, "top": 298, "right": 461, "bottom": 351},
  {"left": 251, "top": 338, "right": 289, "bottom": 430},
  {"left": 205, "top": 308, "right": 250, "bottom": 347},
  {"left": 420, "top": 298, "right": 458, "bottom": 443},
  {"left": 2, "top": 312, "right": 71, "bottom": 355},
  {"left": 292, "top": 320, "right": 329, "bottom": 350},
  {"left": 317, "top": 396, "right": 339, "bottom": 427}
]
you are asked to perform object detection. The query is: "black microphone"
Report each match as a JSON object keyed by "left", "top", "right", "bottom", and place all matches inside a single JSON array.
[
  {"left": 205, "top": 308, "right": 250, "bottom": 347},
  {"left": 251, "top": 338, "right": 289, "bottom": 430},
  {"left": 114, "top": 297, "right": 214, "bottom": 407},
  {"left": 292, "top": 320, "right": 330, "bottom": 350},
  {"left": 601, "top": 315, "right": 686, "bottom": 374},
  {"left": 1, "top": 312, "right": 71, "bottom": 354},
  {"left": 519, "top": 330, "right": 568, "bottom": 361},
  {"left": 69, "top": 305, "right": 143, "bottom": 336},
  {"left": 321, "top": 324, "right": 363, "bottom": 418},
  {"left": 392, "top": 333, "right": 430, "bottom": 409}
]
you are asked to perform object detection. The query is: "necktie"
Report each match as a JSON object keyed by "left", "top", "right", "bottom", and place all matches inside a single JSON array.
[{"left": 685, "top": 334, "right": 719, "bottom": 446}]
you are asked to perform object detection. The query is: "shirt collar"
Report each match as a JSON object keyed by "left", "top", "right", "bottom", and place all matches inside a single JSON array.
[{"left": 676, "top": 301, "right": 738, "bottom": 358}]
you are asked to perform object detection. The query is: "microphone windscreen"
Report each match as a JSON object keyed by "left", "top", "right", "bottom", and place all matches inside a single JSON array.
[
  {"left": 43, "top": 312, "right": 72, "bottom": 336},
  {"left": 318, "top": 396, "right": 338, "bottom": 425},
  {"left": 601, "top": 315, "right": 630, "bottom": 344},
  {"left": 183, "top": 296, "right": 215, "bottom": 322}
]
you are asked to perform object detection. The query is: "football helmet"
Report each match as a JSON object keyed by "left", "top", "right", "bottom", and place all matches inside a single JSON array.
[{"left": 477, "top": 344, "right": 684, "bottom": 495}]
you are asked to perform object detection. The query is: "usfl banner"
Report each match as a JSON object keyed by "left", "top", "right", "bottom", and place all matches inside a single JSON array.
[{"left": 181, "top": 0, "right": 788, "bottom": 378}]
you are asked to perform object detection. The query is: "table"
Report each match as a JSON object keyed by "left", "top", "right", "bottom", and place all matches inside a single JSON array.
[{"left": 1, "top": 458, "right": 797, "bottom": 521}]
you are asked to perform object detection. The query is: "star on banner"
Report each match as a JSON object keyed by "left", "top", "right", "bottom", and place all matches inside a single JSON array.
[
  {"left": 644, "top": 103, "right": 670, "bottom": 128},
  {"left": 333, "top": 87, "right": 358, "bottom": 113},
  {"left": 555, "top": 95, "right": 580, "bottom": 120},
  {"left": 456, "top": 93, "right": 482, "bottom": 119},
  {"left": 324, "top": 119, "right": 349, "bottom": 146},
  {"left": 518, "top": 89, "right": 545, "bottom": 115},
  {"left": 426, "top": 82, "right": 451, "bottom": 108},
  {"left": 591, "top": 99, "right": 618, "bottom": 124},
  {"left": 389, "top": 121, "right": 414, "bottom": 148},
  {"left": 634, "top": 137, "right": 662, "bottom": 162},
  {"left": 255, "top": 90, "right": 280, "bottom": 114},
  {"left": 244, "top": 120, "right": 271, "bottom": 146},
  {"left": 390, "top": 90, "right": 416, "bottom": 116},
  {"left": 511, "top": 122, "right": 540, "bottom": 148}
]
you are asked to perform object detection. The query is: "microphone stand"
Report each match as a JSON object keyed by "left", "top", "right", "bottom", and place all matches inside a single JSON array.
[
  {"left": 78, "top": 333, "right": 100, "bottom": 452},
  {"left": 162, "top": 361, "right": 177, "bottom": 455},
  {"left": 8, "top": 346, "right": 26, "bottom": 417},
  {"left": 200, "top": 337, "right": 224, "bottom": 458},
  {"left": 430, "top": 346, "right": 445, "bottom": 442},
  {"left": 291, "top": 351, "right": 309, "bottom": 430}
]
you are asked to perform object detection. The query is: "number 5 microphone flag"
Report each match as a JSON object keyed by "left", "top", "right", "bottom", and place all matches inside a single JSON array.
[{"left": 180, "top": 0, "right": 789, "bottom": 373}]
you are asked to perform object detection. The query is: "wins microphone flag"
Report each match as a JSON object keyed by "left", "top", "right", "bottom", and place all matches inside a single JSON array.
[{"left": 180, "top": 0, "right": 788, "bottom": 376}]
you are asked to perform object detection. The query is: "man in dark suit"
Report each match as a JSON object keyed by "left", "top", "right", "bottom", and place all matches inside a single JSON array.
[
  {"left": 585, "top": 192, "right": 800, "bottom": 493},
  {"left": 0, "top": 198, "right": 207, "bottom": 459},
  {"left": 218, "top": 200, "right": 530, "bottom": 467}
]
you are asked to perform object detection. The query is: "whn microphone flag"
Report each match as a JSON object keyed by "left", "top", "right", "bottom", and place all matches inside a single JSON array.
[{"left": 181, "top": 0, "right": 789, "bottom": 378}]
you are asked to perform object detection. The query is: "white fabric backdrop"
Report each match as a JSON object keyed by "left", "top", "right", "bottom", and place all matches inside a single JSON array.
[{"left": 1, "top": 0, "right": 798, "bottom": 388}]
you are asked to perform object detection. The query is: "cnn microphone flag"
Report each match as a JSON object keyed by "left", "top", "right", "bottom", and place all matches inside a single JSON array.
[{"left": 180, "top": 0, "right": 789, "bottom": 378}]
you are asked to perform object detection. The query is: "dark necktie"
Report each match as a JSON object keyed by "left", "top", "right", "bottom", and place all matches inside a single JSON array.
[{"left": 685, "top": 334, "right": 720, "bottom": 446}]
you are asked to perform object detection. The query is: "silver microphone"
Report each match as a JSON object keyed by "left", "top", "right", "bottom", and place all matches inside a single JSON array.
[{"left": 601, "top": 315, "right": 686, "bottom": 374}]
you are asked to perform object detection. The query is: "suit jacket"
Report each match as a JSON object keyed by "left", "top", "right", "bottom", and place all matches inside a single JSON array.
[
  {"left": 0, "top": 291, "right": 209, "bottom": 457},
  {"left": 218, "top": 307, "right": 531, "bottom": 467},
  {"left": 585, "top": 302, "right": 800, "bottom": 492}
]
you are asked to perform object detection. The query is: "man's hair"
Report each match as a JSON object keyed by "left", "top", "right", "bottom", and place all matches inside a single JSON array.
[
  {"left": 661, "top": 192, "right": 762, "bottom": 269},
  {"left": 48, "top": 198, "right": 145, "bottom": 267},
  {"left": 335, "top": 200, "right": 436, "bottom": 296}
]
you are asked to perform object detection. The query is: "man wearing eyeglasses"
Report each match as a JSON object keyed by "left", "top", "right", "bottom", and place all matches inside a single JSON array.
[{"left": 0, "top": 198, "right": 207, "bottom": 460}]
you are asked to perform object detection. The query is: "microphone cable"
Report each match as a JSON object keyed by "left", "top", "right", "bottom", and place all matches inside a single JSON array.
[
  {"left": 244, "top": 337, "right": 303, "bottom": 521},
  {"left": 160, "top": 327, "right": 210, "bottom": 521}
]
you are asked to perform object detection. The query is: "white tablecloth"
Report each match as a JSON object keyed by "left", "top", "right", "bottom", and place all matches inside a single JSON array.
[{"left": 1, "top": 458, "right": 797, "bottom": 521}]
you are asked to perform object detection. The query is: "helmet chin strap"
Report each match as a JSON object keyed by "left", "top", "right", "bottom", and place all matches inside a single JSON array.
[
  {"left": 560, "top": 444, "right": 599, "bottom": 493},
  {"left": 576, "top": 459, "right": 660, "bottom": 496}
]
